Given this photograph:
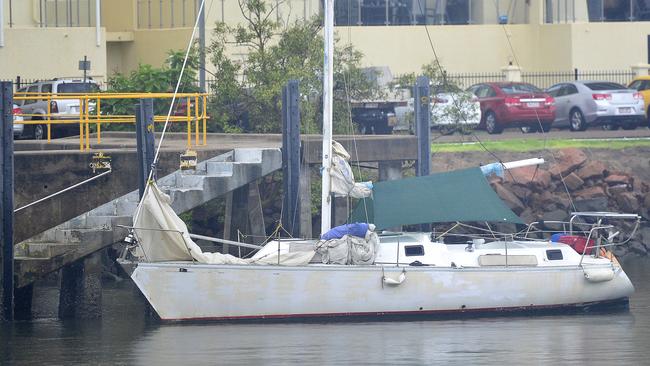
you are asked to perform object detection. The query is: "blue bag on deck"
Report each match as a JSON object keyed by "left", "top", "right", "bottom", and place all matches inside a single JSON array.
[{"left": 321, "top": 223, "right": 369, "bottom": 240}]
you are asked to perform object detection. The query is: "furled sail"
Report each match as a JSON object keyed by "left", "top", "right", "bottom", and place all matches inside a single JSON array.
[
  {"left": 133, "top": 182, "right": 314, "bottom": 265},
  {"left": 330, "top": 141, "right": 372, "bottom": 199}
]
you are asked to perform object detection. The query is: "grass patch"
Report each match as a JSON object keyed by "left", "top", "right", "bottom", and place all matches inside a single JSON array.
[{"left": 431, "top": 137, "right": 650, "bottom": 152}]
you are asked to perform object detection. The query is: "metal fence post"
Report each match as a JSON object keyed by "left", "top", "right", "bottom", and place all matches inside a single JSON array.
[
  {"left": 0, "top": 81, "right": 14, "bottom": 321},
  {"left": 136, "top": 99, "right": 155, "bottom": 199},
  {"left": 414, "top": 76, "right": 431, "bottom": 232},
  {"left": 281, "top": 80, "right": 301, "bottom": 237},
  {"left": 414, "top": 76, "right": 431, "bottom": 177},
  {"left": 574, "top": 68, "right": 578, "bottom": 81}
]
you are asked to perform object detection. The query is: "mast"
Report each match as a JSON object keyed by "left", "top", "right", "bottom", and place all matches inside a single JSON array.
[{"left": 320, "top": 0, "right": 334, "bottom": 234}]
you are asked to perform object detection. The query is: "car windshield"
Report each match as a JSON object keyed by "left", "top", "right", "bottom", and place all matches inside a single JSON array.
[
  {"left": 499, "top": 83, "right": 541, "bottom": 94},
  {"left": 584, "top": 82, "right": 625, "bottom": 91},
  {"left": 58, "top": 83, "right": 100, "bottom": 93}
]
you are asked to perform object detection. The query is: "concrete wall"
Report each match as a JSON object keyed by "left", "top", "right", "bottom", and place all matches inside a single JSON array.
[{"left": 0, "top": 27, "right": 107, "bottom": 81}]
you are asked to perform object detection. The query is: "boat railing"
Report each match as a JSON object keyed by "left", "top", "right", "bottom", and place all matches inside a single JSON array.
[{"left": 119, "top": 225, "right": 264, "bottom": 263}]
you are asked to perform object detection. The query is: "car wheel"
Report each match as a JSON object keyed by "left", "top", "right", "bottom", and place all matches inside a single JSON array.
[
  {"left": 33, "top": 124, "right": 45, "bottom": 140},
  {"left": 485, "top": 112, "right": 502, "bottom": 134},
  {"left": 540, "top": 122, "right": 552, "bottom": 133},
  {"left": 459, "top": 124, "right": 476, "bottom": 135},
  {"left": 602, "top": 123, "right": 619, "bottom": 131},
  {"left": 439, "top": 125, "right": 455, "bottom": 135},
  {"left": 621, "top": 122, "right": 638, "bottom": 130},
  {"left": 569, "top": 109, "right": 587, "bottom": 131},
  {"left": 520, "top": 125, "right": 537, "bottom": 133}
]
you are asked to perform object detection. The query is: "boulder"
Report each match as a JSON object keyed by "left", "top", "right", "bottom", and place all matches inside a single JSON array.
[
  {"left": 519, "top": 208, "right": 537, "bottom": 224},
  {"left": 628, "top": 241, "right": 648, "bottom": 256},
  {"left": 508, "top": 184, "right": 531, "bottom": 201},
  {"left": 541, "top": 209, "right": 569, "bottom": 231},
  {"left": 505, "top": 166, "right": 551, "bottom": 190},
  {"left": 563, "top": 172, "right": 584, "bottom": 191},
  {"left": 605, "top": 174, "right": 631, "bottom": 186},
  {"left": 574, "top": 186, "right": 607, "bottom": 200},
  {"left": 576, "top": 161, "right": 606, "bottom": 180},
  {"left": 644, "top": 192, "right": 650, "bottom": 208},
  {"left": 607, "top": 184, "right": 628, "bottom": 197},
  {"left": 614, "top": 191, "right": 640, "bottom": 213},
  {"left": 548, "top": 148, "right": 587, "bottom": 177},
  {"left": 574, "top": 197, "right": 609, "bottom": 212},
  {"left": 493, "top": 182, "right": 526, "bottom": 215}
]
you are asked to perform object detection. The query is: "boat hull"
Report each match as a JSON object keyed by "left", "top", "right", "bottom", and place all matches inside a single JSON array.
[{"left": 129, "top": 262, "right": 634, "bottom": 322}]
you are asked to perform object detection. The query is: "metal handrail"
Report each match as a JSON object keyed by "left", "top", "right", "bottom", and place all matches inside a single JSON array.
[{"left": 12, "top": 92, "right": 209, "bottom": 150}]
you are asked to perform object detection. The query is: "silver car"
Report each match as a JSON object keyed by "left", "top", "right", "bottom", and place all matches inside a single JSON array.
[
  {"left": 546, "top": 81, "right": 645, "bottom": 131},
  {"left": 13, "top": 103, "right": 24, "bottom": 138}
]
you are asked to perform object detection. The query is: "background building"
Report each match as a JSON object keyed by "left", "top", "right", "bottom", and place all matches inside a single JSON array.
[{"left": 2, "top": 0, "right": 650, "bottom": 84}]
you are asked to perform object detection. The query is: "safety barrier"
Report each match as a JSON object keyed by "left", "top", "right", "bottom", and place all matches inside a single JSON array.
[{"left": 12, "top": 92, "right": 209, "bottom": 151}]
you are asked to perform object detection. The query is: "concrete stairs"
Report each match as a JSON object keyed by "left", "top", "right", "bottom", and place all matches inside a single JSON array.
[{"left": 14, "top": 148, "right": 282, "bottom": 288}]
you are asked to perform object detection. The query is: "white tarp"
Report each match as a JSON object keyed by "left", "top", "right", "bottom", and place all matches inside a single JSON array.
[
  {"left": 133, "top": 182, "right": 315, "bottom": 265},
  {"left": 316, "top": 231, "right": 379, "bottom": 265},
  {"left": 330, "top": 141, "right": 372, "bottom": 199}
]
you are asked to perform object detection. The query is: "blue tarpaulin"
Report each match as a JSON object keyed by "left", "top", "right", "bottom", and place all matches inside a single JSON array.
[{"left": 321, "top": 223, "right": 369, "bottom": 240}]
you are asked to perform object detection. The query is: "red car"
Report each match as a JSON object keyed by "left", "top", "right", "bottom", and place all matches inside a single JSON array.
[{"left": 467, "top": 82, "right": 556, "bottom": 134}]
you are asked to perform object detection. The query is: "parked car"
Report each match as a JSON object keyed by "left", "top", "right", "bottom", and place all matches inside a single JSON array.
[
  {"left": 467, "top": 82, "right": 555, "bottom": 134},
  {"left": 430, "top": 86, "right": 481, "bottom": 134},
  {"left": 395, "top": 88, "right": 481, "bottom": 135},
  {"left": 546, "top": 81, "right": 645, "bottom": 131},
  {"left": 627, "top": 76, "right": 650, "bottom": 127},
  {"left": 12, "top": 103, "right": 24, "bottom": 138},
  {"left": 351, "top": 100, "right": 402, "bottom": 134},
  {"left": 15, "top": 78, "right": 100, "bottom": 139}
]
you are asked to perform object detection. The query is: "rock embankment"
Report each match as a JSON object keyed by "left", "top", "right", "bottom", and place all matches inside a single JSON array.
[{"left": 487, "top": 148, "right": 649, "bottom": 257}]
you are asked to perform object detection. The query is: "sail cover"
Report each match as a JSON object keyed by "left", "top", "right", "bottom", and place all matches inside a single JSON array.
[{"left": 350, "top": 167, "right": 523, "bottom": 229}]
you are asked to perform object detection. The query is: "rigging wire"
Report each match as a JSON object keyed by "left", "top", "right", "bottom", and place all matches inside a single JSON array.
[
  {"left": 411, "top": 0, "right": 579, "bottom": 213},
  {"left": 133, "top": 0, "right": 212, "bottom": 226}
]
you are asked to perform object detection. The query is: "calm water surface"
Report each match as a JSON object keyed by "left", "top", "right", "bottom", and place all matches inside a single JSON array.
[{"left": 2, "top": 258, "right": 650, "bottom": 365}]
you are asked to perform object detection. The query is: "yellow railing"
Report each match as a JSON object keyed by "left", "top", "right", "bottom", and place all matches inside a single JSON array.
[{"left": 12, "top": 92, "right": 209, "bottom": 151}]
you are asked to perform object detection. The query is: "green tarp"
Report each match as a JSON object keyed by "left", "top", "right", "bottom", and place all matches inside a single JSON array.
[{"left": 350, "top": 167, "right": 523, "bottom": 229}]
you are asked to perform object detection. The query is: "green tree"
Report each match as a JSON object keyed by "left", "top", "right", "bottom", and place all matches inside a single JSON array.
[
  {"left": 104, "top": 48, "right": 199, "bottom": 119},
  {"left": 207, "top": 0, "right": 380, "bottom": 134}
]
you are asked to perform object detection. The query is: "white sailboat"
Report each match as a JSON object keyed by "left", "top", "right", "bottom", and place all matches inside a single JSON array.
[{"left": 117, "top": 0, "right": 638, "bottom": 322}]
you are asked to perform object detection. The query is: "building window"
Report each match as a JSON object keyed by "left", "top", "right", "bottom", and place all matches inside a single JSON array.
[
  {"left": 39, "top": 0, "right": 97, "bottom": 28},
  {"left": 587, "top": 0, "right": 639, "bottom": 22},
  {"left": 333, "top": 0, "right": 471, "bottom": 26}
]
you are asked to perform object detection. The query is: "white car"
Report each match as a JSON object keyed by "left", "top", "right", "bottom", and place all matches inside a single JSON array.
[
  {"left": 395, "top": 91, "right": 481, "bottom": 135},
  {"left": 12, "top": 103, "right": 24, "bottom": 138},
  {"left": 431, "top": 91, "right": 481, "bottom": 134},
  {"left": 16, "top": 78, "right": 100, "bottom": 139}
]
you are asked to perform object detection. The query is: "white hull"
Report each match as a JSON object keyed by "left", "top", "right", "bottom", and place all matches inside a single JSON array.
[{"left": 129, "top": 262, "right": 634, "bottom": 321}]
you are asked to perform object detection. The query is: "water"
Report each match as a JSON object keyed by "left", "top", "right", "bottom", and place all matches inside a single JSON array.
[{"left": 2, "top": 259, "right": 650, "bottom": 366}]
